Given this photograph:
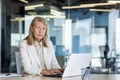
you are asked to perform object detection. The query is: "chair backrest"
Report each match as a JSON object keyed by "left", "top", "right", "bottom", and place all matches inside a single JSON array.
[
  {"left": 56, "top": 56, "right": 64, "bottom": 68},
  {"left": 15, "top": 52, "right": 22, "bottom": 74}
]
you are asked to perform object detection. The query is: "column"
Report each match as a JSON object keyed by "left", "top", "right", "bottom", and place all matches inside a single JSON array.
[{"left": 0, "top": 0, "right": 1, "bottom": 72}]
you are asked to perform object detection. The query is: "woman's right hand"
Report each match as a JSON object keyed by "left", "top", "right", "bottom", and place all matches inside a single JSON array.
[
  {"left": 40, "top": 69, "right": 63, "bottom": 75},
  {"left": 40, "top": 70, "right": 51, "bottom": 75}
]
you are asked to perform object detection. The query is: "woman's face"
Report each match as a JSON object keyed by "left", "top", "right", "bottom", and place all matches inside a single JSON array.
[{"left": 31, "top": 21, "right": 47, "bottom": 42}]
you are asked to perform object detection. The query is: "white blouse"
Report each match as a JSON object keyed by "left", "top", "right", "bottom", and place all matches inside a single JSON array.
[{"left": 19, "top": 40, "right": 61, "bottom": 75}]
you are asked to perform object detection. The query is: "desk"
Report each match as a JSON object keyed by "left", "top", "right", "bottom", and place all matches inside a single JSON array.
[
  {"left": 0, "top": 74, "right": 120, "bottom": 80},
  {"left": 90, "top": 74, "right": 120, "bottom": 80}
]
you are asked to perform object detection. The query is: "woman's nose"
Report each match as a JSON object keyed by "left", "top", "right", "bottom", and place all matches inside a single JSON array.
[{"left": 39, "top": 28, "right": 42, "bottom": 33}]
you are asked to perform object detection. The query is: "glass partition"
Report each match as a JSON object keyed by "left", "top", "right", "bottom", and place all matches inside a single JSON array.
[
  {"left": 116, "top": 18, "right": 120, "bottom": 68},
  {"left": 10, "top": 20, "right": 25, "bottom": 72},
  {"left": 9, "top": 1, "right": 120, "bottom": 74},
  {"left": 10, "top": 5, "right": 106, "bottom": 72}
]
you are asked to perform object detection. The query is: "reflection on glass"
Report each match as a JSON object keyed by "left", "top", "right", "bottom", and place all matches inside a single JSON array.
[{"left": 64, "top": 19, "right": 72, "bottom": 53}]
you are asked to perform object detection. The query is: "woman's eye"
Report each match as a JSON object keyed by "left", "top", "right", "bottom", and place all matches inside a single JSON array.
[
  {"left": 35, "top": 26, "right": 40, "bottom": 29},
  {"left": 43, "top": 27, "right": 46, "bottom": 30}
]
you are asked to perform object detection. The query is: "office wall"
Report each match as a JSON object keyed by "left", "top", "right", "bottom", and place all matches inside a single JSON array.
[
  {"left": 48, "top": 19, "right": 65, "bottom": 56},
  {"left": 70, "top": 9, "right": 108, "bottom": 53},
  {"left": 108, "top": 10, "right": 119, "bottom": 54},
  {"left": 71, "top": 9, "right": 108, "bottom": 27},
  {"left": 94, "top": 12, "right": 108, "bottom": 27},
  {"left": 48, "top": 19, "right": 63, "bottom": 45},
  {"left": 1, "top": 0, "right": 12, "bottom": 72}
]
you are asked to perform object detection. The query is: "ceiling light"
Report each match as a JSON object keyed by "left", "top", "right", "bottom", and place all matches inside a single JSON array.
[
  {"left": 89, "top": 9, "right": 115, "bottom": 12},
  {"left": 108, "top": 0, "right": 120, "bottom": 3},
  {"left": 28, "top": 12, "right": 37, "bottom": 15},
  {"left": 19, "top": 0, "right": 28, "bottom": 4},
  {"left": 50, "top": 9, "right": 62, "bottom": 16},
  {"left": 62, "top": 5, "right": 95, "bottom": 9},
  {"left": 25, "top": 7, "right": 35, "bottom": 10},
  {"left": 94, "top": 2, "right": 116, "bottom": 6},
  {"left": 10, "top": 17, "right": 25, "bottom": 21},
  {"left": 29, "top": 15, "right": 65, "bottom": 18},
  {"left": 50, "top": 6, "right": 63, "bottom": 16},
  {"left": 109, "top": 1, "right": 120, "bottom": 3},
  {"left": 62, "top": 2, "right": 116, "bottom": 9},
  {"left": 25, "top": 4, "right": 44, "bottom": 10},
  {"left": 26, "top": 5, "right": 63, "bottom": 16}
]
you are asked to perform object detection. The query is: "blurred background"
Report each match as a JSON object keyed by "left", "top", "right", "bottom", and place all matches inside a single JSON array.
[{"left": 0, "top": 0, "right": 120, "bottom": 74}]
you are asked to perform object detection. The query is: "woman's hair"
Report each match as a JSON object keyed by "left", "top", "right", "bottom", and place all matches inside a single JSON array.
[{"left": 25, "top": 17, "right": 48, "bottom": 47}]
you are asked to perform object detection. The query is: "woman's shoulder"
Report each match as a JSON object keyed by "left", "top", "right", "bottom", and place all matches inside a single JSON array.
[
  {"left": 19, "top": 39, "right": 27, "bottom": 46},
  {"left": 20, "top": 39, "right": 27, "bottom": 44},
  {"left": 47, "top": 39, "right": 52, "bottom": 45},
  {"left": 46, "top": 39, "right": 54, "bottom": 48}
]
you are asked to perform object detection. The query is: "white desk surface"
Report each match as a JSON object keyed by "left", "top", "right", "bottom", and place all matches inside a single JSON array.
[{"left": 0, "top": 74, "right": 120, "bottom": 80}]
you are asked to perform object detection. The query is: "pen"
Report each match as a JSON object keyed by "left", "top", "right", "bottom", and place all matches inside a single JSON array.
[{"left": 6, "top": 73, "right": 11, "bottom": 76}]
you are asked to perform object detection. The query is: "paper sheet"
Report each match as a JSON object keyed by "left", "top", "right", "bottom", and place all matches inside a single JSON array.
[{"left": 0, "top": 73, "right": 22, "bottom": 78}]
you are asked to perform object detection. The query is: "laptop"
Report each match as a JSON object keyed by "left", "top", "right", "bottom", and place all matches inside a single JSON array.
[{"left": 43, "top": 53, "right": 92, "bottom": 78}]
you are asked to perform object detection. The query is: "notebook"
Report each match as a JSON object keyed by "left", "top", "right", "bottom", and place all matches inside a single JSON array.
[{"left": 43, "top": 53, "right": 92, "bottom": 78}]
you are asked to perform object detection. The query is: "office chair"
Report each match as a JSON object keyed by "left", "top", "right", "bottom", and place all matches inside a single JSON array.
[{"left": 15, "top": 52, "right": 22, "bottom": 74}]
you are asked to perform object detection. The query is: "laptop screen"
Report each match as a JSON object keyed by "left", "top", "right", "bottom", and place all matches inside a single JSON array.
[{"left": 62, "top": 53, "right": 92, "bottom": 77}]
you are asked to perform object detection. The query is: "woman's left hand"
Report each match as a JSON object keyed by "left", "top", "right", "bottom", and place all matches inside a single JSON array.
[{"left": 50, "top": 69, "right": 62, "bottom": 74}]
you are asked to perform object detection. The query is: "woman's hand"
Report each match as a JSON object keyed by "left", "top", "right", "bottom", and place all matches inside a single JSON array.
[
  {"left": 50, "top": 69, "right": 62, "bottom": 74},
  {"left": 59, "top": 69, "right": 64, "bottom": 73},
  {"left": 40, "top": 70, "right": 51, "bottom": 75},
  {"left": 40, "top": 69, "right": 64, "bottom": 75}
]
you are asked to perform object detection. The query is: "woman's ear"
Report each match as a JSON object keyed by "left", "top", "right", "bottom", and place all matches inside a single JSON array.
[{"left": 30, "top": 26, "right": 33, "bottom": 32}]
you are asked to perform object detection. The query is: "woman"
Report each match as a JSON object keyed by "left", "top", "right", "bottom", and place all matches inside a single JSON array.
[{"left": 19, "top": 17, "right": 62, "bottom": 75}]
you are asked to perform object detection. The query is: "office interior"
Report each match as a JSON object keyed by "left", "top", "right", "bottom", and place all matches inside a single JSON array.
[{"left": 0, "top": 0, "right": 120, "bottom": 76}]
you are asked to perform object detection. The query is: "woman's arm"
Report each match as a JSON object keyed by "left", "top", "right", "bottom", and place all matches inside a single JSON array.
[
  {"left": 19, "top": 40, "right": 42, "bottom": 75},
  {"left": 49, "top": 41, "right": 61, "bottom": 69}
]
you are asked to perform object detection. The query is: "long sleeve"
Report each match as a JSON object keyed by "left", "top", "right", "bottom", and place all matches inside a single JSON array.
[
  {"left": 19, "top": 40, "right": 42, "bottom": 75},
  {"left": 49, "top": 41, "right": 61, "bottom": 69}
]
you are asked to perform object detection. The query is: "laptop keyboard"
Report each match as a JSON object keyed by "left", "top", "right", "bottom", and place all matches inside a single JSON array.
[{"left": 42, "top": 73, "right": 63, "bottom": 77}]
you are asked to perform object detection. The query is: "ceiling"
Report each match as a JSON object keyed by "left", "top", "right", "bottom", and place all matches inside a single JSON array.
[
  {"left": 12, "top": 0, "right": 118, "bottom": 10},
  {"left": 27, "top": 0, "right": 117, "bottom": 8},
  {"left": 27, "top": 0, "right": 107, "bottom": 6},
  {"left": 12, "top": 0, "right": 119, "bottom": 16},
  {"left": 12, "top": 0, "right": 111, "bottom": 7}
]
